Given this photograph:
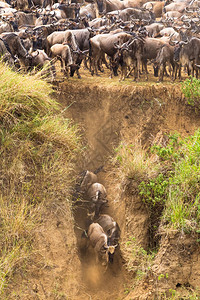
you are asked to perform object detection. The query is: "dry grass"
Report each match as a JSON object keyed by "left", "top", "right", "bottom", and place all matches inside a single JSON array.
[
  {"left": 112, "top": 140, "right": 161, "bottom": 182},
  {"left": 0, "top": 62, "right": 82, "bottom": 296}
]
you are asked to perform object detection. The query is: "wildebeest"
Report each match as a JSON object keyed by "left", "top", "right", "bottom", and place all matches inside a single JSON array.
[
  {"left": 0, "top": 37, "right": 15, "bottom": 68},
  {"left": 174, "top": 38, "right": 200, "bottom": 79},
  {"left": 26, "top": 49, "right": 56, "bottom": 81},
  {"left": 50, "top": 43, "right": 73, "bottom": 76},
  {"left": 95, "top": 214, "right": 120, "bottom": 247},
  {"left": 70, "top": 49, "right": 89, "bottom": 79},
  {"left": 47, "top": 30, "right": 78, "bottom": 55},
  {"left": 114, "top": 36, "right": 144, "bottom": 81},
  {"left": 79, "top": 170, "right": 98, "bottom": 193},
  {"left": 163, "top": 1, "right": 187, "bottom": 13},
  {"left": 142, "top": 37, "right": 169, "bottom": 80},
  {"left": 142, "top": 23, "right": 164, "bottom": 37},
  {"left": 0, "top": 32, "right": 30, "bottom": 62},
  {"left": 79, "top": 3, "right": 96, "bottom": 19},
  {"left": 153, "top": 43, "right": 175, "bottom": 81},
  {"left": 87, "top": 222, "right": 117, "bottom": 266},
  {"left": 118, "top": 7, "right": 155, "bottom": 22},
  {"left": 143, "top": 1, "right": 164, "bottom": 18},
  {"left": 13, "top": 11, "right": 38, "bottom": 27},
  {"left": 0, "top": 19, "right": 14, "bottom": 34},
  {"left": 89, "top": 32, "right": 132, "bottom": 76},
  {"left": 87, "top": 182, "right": 108, "bottom": 218},
  {"left": 95, "top": 0, "right": 124, "bottom": 15}
]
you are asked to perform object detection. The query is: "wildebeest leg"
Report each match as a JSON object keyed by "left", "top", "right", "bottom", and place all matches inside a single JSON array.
[
  {"left": 143, "top": 61, "right": 148, "bottom": 81},
  {"left": 62, "top": 58, "right": 69, "bottom": 77},
  {"left": 83, "top": 58, "right": 87, "bottom": 70},
  {"left": 120, "top": 65, "right": 127, "bottom": 81},
  {"left": 164, "top": 66, "right": 169, "bottom": 77},
  {"left": 102, "top": 53, "right": 109, "bottom": 69},
  {"left": 58, "top": 57, "right": 64, "bottom": 74},
  {"left": 159, "top": 64, "right": 164, "bottom": 82},
  {"left": 133, "top": 64, "right": 138, "bottom": 82},
  {"left": 97, "top": 58, "right": 104, "bottom": 73},
  {"left": 173, "top": 63, "right": 179, "bottom": 81},
  {"left": 50, "top": 61, "right": 56, "bottom": 82},
  {"left": 178, "top": 64, "right": 182, "bottom": 80},
  {"left": 92, "top": 53, "right": 101, "bottom": 76},
  {"left": 76, "top": 67, "right": 81, "bottom": 79}
]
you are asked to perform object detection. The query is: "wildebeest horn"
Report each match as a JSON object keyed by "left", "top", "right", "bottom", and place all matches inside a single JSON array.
[
  {"left": 170, "top": 40, "right": 179, "bottom": 44},
  {"left": 32, "top": 50, "right": 39, "bottom": 57},
  {"left": 113, "top": 42, "right": 120, "bottom": 49},
  {"left": 82, "top": 50, "right": 89, "bottom": 54}
]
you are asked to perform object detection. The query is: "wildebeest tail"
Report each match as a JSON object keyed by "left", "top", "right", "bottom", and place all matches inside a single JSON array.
[
  {"left": 81, "top": 229, "right": 88, "bottom": 238},
  {"left": 93, "top": 165, "right": 104, "bottom": 174},
  {"left": 89, "top": 40, "right": 92, "bottom": 57}
]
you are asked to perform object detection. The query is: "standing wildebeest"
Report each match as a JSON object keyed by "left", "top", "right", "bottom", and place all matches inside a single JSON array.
[
  {"left": 95, "top": 0, "right": 124, "bottom": 15},
  {"left": 153, "top": 44, "right": 175, "bottom": 81},
  {"left": 79, "top": 3, "right": 96, "bottom": 19},
  {"left": 70, "top": 49, "right": 89, "bottom": 79},
  {"left": 163, "top": 1, "right": 187, "bottom": 13},
  {"left": 118, "top": 7, "right": 155, "bottom": 22},
  {"left": 143, "top": 1, "right": 164, "bottom": 18},
  {"left": 143, "top": 23, "right": 164, "bottom": 37},
  {"left": 89, "top": 32, "right": 132, "bottom": 76},
  {"left": 13, "top": 11, "right": 38, "bottom": 27},
  {"left": 87, "top": 223, "right": 117, "bottom": 266},
  {"left": 174, "top": 38, "right": 200, "bottom": 79},
  {"left": 25, "top": 49, "right": 56, "bottom": 81},
  {"left": 142, "top": 37, "right": 168, "bottom": 80},
  {"left": 114, "top": 36, "right": 144, "bottom": 81},
  {"left": 0, "top": 32, "right": 30, "bottom": 63},
  {"left": 47, "top": 30, "right": 78, "bottom": 55},
  {"left": 0, "top": 37, "right": 15, "bottom": 68},
  {"left": 50, "top": 43, "right": 73, "bottom": 76}
]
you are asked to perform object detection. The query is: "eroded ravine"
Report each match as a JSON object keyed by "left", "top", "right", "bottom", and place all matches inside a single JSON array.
[{"left": 58, "top": 80, "right": 200, "bottom": 299}]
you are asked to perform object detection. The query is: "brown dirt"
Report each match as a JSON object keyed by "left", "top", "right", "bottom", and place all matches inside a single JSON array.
[
  {"left": 9, "top": 70, "right": 200, "bottom": 299},
  {"left": 57, "top": 76, "right": 200, "bottom": 299}
]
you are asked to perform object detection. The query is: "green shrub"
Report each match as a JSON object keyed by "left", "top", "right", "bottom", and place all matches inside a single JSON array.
[
  {"left": 113, "top": 131, "right": 200, "bottom": 233},
  {"left": 181, "top": 77, "right": 200, "bottom": 108}
]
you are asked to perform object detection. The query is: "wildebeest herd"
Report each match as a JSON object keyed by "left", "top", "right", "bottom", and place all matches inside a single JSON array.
[
  {"left": 75, "top": 170, "right": 120, "bottom": 269},
  {"left": 0, "top": 0, "right": 200, "bottom": 82}
]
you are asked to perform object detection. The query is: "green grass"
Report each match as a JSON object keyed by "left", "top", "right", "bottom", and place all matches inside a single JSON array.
[
  {"left": 0, "top": 63, "right": 82, "bottom": 296},
  {"left": 113, "top": 132, "right": 200, "bottom": 233}
]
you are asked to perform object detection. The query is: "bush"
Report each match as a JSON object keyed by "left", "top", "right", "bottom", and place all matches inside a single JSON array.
[
  {"left": 113, "top": 131, "right": 200, "bottom": 233},
  {"left": 181, "top": 77, "right": 200, "bottom": 108}
]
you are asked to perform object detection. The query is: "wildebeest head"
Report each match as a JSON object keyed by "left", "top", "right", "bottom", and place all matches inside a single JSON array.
[
  {"left": 104, "top": 244, "right": 118, "bottom": 264},
  {"left": 70, "top": 49, "right": 89, "bottom": 77},
  {"left": 96, "top": 0, "right": 106, "bottom": 15},
  {"left": 173, "top": 41, "right": 188, "bottom": 62}
]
